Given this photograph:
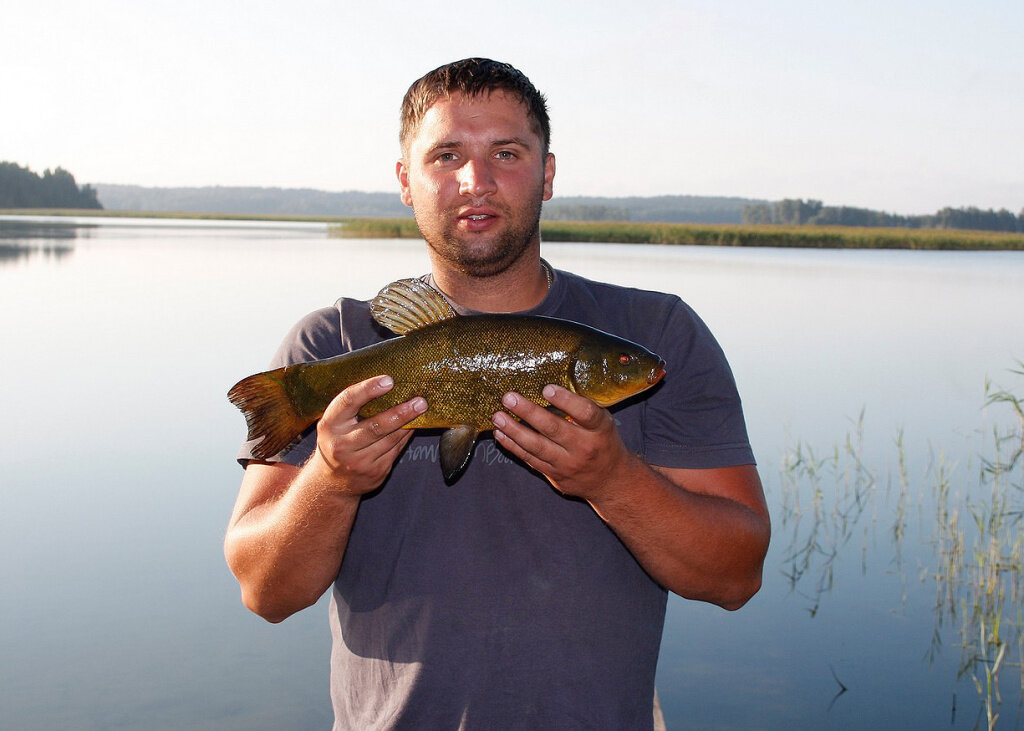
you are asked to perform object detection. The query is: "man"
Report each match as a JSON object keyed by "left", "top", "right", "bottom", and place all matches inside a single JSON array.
[{"left": 225, "top": 58, "right": 769, "bottom": 729}]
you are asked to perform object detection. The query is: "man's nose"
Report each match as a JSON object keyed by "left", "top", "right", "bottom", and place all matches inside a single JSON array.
[{"left": 458, "top": 159, "right": 497, "bottom": 198}]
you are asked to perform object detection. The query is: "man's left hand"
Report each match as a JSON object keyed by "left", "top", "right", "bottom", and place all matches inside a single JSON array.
[{"left": 491, "top": 384, "right": 632, "bottom": 499}]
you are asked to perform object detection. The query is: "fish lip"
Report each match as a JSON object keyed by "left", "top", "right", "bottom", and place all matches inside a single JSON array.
[{"left": 648, "top": 360, "right": 667, "bottom": 385}]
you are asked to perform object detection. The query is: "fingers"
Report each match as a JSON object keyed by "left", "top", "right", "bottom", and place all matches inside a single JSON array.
[
  {"left": 316, "top": 375, "right": 427, "bottom": 493},
  {"left": 322, "top": 375, "right": 396, "bottom": 424},
  {"left": 491, "top": 385, "right": 624, "bottom": 497},
  {"left": 541, "top": 384, "right": 604, "bottom": 429},
  {"left": 490, "top": 388, "right": 580, "bottom": 471}
]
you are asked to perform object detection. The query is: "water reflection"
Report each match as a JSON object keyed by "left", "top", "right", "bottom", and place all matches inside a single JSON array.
[
  {"left": 0, "top": 218, "right": 79, "bottom": 266},
  {"left": 778, "top": 369, "right": 1024, "bottom": 729},
  {"left": 0, "top": 242, "right": 73, "bottom": 265}
]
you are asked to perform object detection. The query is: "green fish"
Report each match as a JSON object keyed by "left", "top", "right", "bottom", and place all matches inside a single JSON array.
[{"left": 228, "top": 278, "right": 666, "bottom": 482}]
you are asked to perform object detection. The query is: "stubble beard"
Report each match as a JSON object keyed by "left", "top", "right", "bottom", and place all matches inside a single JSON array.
[{"left": 416, "top": 191, "right": 544, "bottom": 279}]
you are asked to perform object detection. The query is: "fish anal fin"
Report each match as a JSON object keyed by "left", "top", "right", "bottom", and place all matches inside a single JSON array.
[
  {"left": 370, "top": 278, "right": 458, "bottom": 335},
  {"left": 439, "top": 425, "right": 479, "bottom": 483}
]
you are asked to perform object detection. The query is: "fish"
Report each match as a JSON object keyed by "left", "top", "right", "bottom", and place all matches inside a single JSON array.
[{"left": 228, "top": 278, "right": 666, "bottom": 482}]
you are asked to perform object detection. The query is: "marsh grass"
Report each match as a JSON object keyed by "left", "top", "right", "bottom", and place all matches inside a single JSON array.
[
  {"left": 6, "top": 211, "right": 1024, "bottom": 250},
  {"left": 330, "top": 218, "right": 1024, "bottom": 251},
  {"left": 537, "top": 222, "right": 1024, "bottom": 251},
  {"left": 778, "top": 366, "right": 1024, "bottom": 727},
  {"left": 778, "top": 410, "right": 877, "bottom": 617}
]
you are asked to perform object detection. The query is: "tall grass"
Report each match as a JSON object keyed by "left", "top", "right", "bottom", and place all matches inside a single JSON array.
[
  {"left": 778, "top": 365, "right": 1024, "bottom": 727},
  {"left": 331, "top": 218, "right": 1024, "bottom": 250}
]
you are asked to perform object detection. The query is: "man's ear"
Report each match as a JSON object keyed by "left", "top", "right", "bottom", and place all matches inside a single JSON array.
[
  {"left": 396, "top": 160, "right": 413, "bottom": 207},
  {"left": 542, "top": 153, "right": 556, "bottom": 202}
]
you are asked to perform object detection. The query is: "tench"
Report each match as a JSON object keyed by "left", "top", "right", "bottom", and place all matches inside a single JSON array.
[{"left": 228, "top": 278, "right": 666, "bottom": 482}]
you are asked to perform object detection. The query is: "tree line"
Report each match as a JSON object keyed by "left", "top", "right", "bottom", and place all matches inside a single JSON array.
[
  {"left": 743, "top": 198, "right": 1024, "bottom": 233},
  {"left": 0, "top": 161, "right": 102, "bottom": 209}
]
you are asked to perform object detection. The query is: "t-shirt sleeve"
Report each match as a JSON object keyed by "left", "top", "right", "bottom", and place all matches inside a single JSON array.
[
  {"left": 641, "top": 299, "right": 755, "bottom": 469},
  {"left": 234, "top": 305, "right": 344, "bottom": 467}
]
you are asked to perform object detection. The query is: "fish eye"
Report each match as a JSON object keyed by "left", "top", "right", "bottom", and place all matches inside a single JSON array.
[{"left": 618, "top": 353, "right": 632, "bottom": 365}]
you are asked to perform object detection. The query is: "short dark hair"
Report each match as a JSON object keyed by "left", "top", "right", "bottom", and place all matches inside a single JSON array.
[{"left": 400, "top": 58, "right": 550, "bottom": 155}]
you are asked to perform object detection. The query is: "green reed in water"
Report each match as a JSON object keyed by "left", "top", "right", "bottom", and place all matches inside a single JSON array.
[{"left": 778, "top": 365, "right": 1024, "bottom": 728}]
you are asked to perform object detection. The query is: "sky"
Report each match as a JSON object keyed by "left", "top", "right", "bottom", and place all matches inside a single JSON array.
[{"left": 3, "top": 0, "right": 1022, "bottom": 215}]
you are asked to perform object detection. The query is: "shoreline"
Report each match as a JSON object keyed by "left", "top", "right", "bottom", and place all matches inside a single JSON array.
[{"left": 3, "top": 209, "right": 1023, "bottom": 251}]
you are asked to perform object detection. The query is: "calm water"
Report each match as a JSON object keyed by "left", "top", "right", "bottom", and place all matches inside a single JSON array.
[{"left": 1, "top": 216, "right": 1022, "bottom": 729}]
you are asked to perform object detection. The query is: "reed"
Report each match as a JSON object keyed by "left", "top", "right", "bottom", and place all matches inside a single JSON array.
[
  {"left": 330, "top": 218, "right": 1024, "bottom": 250},
  {"left": 778, "top": 411, "right": 877, "bottom": 617},
  {"left": 777, "top": 364, "right": 1024, "bottom": 726},
  {"left": 537, "top": 222, "right": 1024, "bottom": 250},
  {"left": 343, "top": 218, "right": 1024, "bottom": 250}
]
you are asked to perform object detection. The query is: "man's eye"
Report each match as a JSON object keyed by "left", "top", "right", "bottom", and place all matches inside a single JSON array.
[
  {"left": 495, "top": 150, "right": 516, "bottom": 160},
  {"left": 437, "top": 152, "right": 458, "bottom": 163}
]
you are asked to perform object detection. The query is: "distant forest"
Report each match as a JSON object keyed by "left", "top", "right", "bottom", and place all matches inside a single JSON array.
[
  {"left": 4, "top": 163, "right": 1021, "bottom": 233},
  {"left": 743, "top": 198, "right": 1024, "bottom": 233},
  {"left": 0, "top": 162, "right": 102, "bottom": 209},
  {"left": 96, "top": 184, "right": 1023, "bottom": 233},
  {"left": 92, "top": 184, "right": 764, "bottom": 224}
]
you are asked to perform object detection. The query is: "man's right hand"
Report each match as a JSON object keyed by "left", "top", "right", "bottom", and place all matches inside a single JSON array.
[{"left": 314, "top": 375, "right": 427, "bottom": 495}]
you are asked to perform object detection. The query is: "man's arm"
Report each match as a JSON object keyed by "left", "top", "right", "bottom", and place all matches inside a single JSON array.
[
  {"left": 492, "top": 385, "right": 770, "bottom": 610},
  {"left": 224, "top": 376, "right": 427, "bottom": 623}
]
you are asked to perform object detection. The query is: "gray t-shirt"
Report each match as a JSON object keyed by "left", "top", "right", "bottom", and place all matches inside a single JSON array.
[{"left": 238, "top": 269, "right": 754, "bottom": 729}]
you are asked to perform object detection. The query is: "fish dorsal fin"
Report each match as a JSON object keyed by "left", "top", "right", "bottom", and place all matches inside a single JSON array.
[{"left": 369, "top": 278, "right": 458, "bottom": 335}]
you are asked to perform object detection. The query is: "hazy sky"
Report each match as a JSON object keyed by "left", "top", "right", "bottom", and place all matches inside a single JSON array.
[{"left": 3, "top": 0, "right": 1022, "bottom": 214}]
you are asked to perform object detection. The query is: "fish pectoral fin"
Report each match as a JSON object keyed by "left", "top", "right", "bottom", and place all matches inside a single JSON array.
[{"left": 439, "top": 425, "right": 479, "bottom": 483}]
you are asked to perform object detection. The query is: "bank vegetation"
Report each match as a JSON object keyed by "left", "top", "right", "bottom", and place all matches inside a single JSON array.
[
  {"left": 332, "top": 217, "right": 1024, "bottom": 251},
  {"left": 4, "top": 209, "right": 1023, "bottom": 250}
]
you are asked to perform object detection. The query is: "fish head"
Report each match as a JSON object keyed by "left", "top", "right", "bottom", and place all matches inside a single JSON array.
[{"left": 570, "top": 335, "right": 666, "bottom": 407}]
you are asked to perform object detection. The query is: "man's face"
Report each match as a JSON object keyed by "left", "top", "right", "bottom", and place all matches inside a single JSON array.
[{"left": 397, "top": 91, "right": 555, "bottom": 278}]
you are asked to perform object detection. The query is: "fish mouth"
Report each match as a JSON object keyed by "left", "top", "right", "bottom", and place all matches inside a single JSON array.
[{"left": 648, "top": 360, "right": 667, "bottom": 385}]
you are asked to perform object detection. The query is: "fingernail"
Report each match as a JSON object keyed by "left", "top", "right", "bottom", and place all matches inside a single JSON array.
[
  {"left": 412, "top": 397, "right": 427, "bottom": 413},
  {"left": 502, "top": 393, "right": 518, "bottom": 408},
  {"left": 492, "top": 412, "right": 506, "bottom": 428},
  {"left": 379, "top": 375, "right": 393, "bottom": 388},
  {"left": 542, "top": 384, "right": 556, "bottom": 400}
]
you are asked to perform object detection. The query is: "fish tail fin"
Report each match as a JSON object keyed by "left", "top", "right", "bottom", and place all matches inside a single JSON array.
[{"left": 227, "top": 370, "right": 312, "bottom": 460}]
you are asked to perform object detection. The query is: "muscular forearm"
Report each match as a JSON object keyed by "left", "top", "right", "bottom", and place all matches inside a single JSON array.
[
  {"left": 491, "top": 386, "right": 770, "bottom": 609},
  {"left": 586, "top": 457, "right": 770, "bottom": 610},
  {"left": 224, "top": 455, "right": 361, "bottom": 623}
]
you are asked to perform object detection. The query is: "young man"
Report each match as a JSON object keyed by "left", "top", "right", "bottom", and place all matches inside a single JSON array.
[{"left": 225, "top": 58, "right": 770, "bottom": 729}]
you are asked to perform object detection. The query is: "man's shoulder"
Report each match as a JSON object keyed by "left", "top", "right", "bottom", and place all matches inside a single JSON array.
[
  {"left": 554, "top": 269, "right": 688, "bottom": 333},
  {"left": 273, "top": 296, "right": 383, "bottom": 366},
  {"left": 559, "top": 269, "right": 682, "bottom": 306}
]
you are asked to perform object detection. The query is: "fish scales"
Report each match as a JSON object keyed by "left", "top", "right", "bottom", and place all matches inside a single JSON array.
[{"left": 355, "top": 315, "right": 587, "bottom": 429}]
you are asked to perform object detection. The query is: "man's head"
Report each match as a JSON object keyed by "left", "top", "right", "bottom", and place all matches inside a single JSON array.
[{"left": 400, "top": 58, "right": 550, "bottom": 157}]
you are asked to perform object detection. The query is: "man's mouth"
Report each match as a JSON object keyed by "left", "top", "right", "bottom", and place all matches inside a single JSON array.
[{"left": 458, "top": 210, "right": 499, "bottom": 231}]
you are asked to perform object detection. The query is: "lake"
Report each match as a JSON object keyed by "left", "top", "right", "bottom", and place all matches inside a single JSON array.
[{"left": 1, "top": 215, "right": 1022, "bottom": 730}]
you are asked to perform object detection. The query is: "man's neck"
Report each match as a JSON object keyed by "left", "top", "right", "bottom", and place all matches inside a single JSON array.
[{"left": 429, "top": 254, "right": 551, "bottom": 313}]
